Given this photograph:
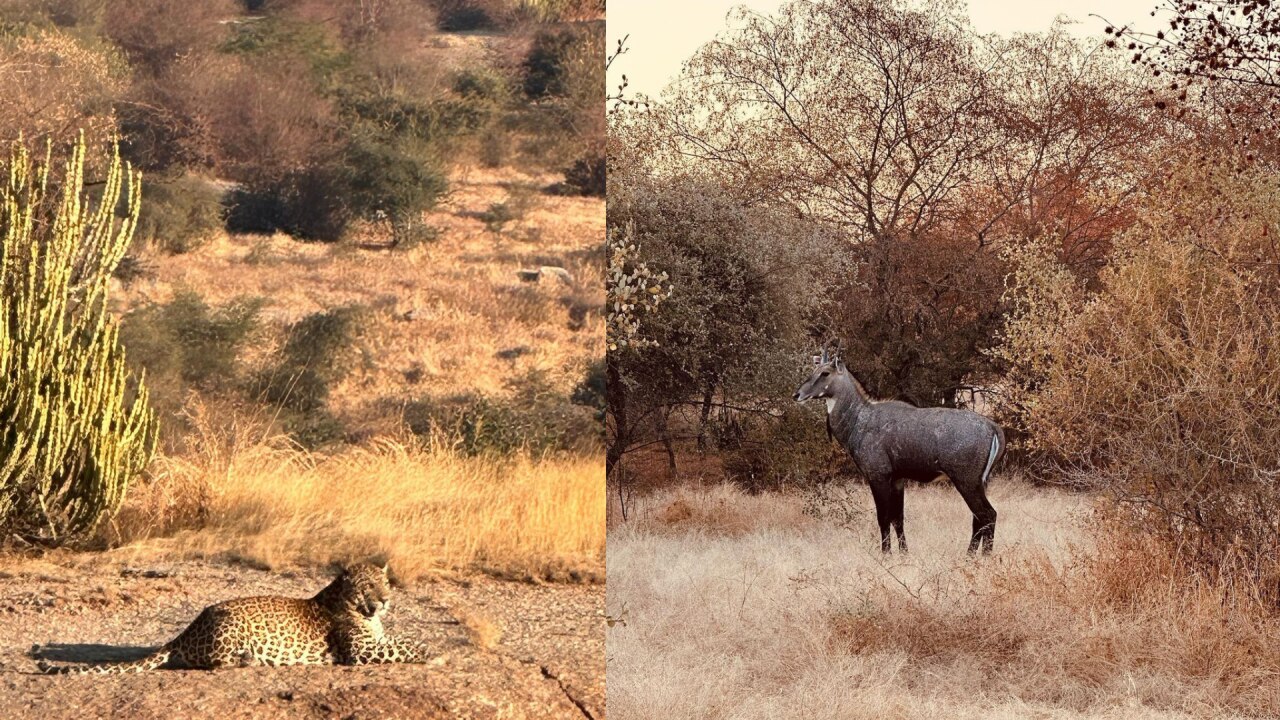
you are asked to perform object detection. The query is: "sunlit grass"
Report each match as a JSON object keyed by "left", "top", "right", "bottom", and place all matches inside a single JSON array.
[
  {"left": 607, "top": 479, "right": 1280, "bottom": 719},
  {"left": 105, "top": 435, "right": 603, "bottom": 583}
]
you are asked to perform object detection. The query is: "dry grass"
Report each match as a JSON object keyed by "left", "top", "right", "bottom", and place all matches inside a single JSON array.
[
  {"left": 71, "top": 162, "right": 603, "bottom": 583},
  {"left": 112, "top": 165, "right": 604, "bottom": 437},
  {"left": 455, "top": 606, "right": 504, "bottom": 651},
  {"left": 606, "top": 478, "right": 1280, "bottom": 719},
  {"left": 101, "top": 429, "right": 604, "bottom": 584}
]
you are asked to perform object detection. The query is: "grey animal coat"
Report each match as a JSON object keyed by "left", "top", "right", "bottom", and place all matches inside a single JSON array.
[{"left": 795, "top": 358, "right": 1004, "bottom": 554}]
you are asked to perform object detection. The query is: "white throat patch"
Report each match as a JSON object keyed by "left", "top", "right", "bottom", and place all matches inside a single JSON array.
[{"left": 825, "top": 398, "right": 836, "bottom": 414}]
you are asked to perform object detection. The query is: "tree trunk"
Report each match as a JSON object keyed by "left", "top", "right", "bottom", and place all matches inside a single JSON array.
[
  {"left": 657, "top": 407, "right": 677, "bottom": 476},
  {"left": 605, "top": 357, "right": 627, "bottom": 479},
  {"left": 697, "top": 388, "right": 714, "bottom": 452}
]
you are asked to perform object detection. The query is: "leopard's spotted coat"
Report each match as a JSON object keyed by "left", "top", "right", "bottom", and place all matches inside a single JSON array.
[{"left": 36, "top": 563, "right": 427, "bottom": 673}]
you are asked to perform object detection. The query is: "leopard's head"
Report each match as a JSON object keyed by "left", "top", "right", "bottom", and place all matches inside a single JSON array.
[{"left": 326, "top": 562, "right": 393, "bottom": 618}]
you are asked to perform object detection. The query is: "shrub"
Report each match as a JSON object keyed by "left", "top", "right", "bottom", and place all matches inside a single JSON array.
[
  {"left": 430, "top": 1, "right": 494, "bottom": 31},
  {"left": 0, "top": 135, "right": 157, "bottom": 540},
  {"left": 121, "top": 290, "right": 264, "bottom": 394},
  {"left": 0, "top": 27, "right": 125, "bottom": 149},
  {"left": 258, "top": 306, "right": 366, "bottom": 414},
  {"left": 224, "top": 166, "right": 351, "bottom": 241},
  {"left": 571, "top": 359, "right": 606, "bottom": 421},
  {"left": 562, "top": 151, "right": 604, "bottom": 196},
  {"left": 341, "top": 131, "right": 448, "bottom": 236},
  {"left": 510, "top": 21, "right": 602, "bottom": 174},
  {"left": 478, "top": 183, "right": 537, "bottom": 233},
  {"left": 478, "top": 125, "right": 511, "bottom": 168},
  {"left": 120, "top": 289, "right": 263, "bottom": 446},
  {"left": 405, "top": 369, "right": 600, "bottom": 455},
  {"left": 451, "top": 67, "right": 509, "bottom": 104},
  {"left": 101, "top": 0, "right": 236, "bottom": 75},
  {"left": 996, "top": 157, "right": 1280, "bottom": 601},
  {"left": 521, "top": 27, "right": 579, "bottom": 99},
  {"left": 428, "top": 0, "right": 600, "bottom": 29},
  {"left": 721, "top": 406, "right": 842, "bottom": 493},
  {"left": 220, "top": 14, "right": 349, "bottom": 80},
  {"left": 133, "top": 175, "right": 225, "bottom": 253}
]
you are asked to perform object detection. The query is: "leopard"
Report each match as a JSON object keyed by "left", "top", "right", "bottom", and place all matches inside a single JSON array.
[{"left": 36, "top": 562, "right": 428, "bottom": 674}]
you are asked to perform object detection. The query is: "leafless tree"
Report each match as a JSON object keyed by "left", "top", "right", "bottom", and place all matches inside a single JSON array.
[{"left": 656, "top": 0, "right": 1005, "bottom": 241}]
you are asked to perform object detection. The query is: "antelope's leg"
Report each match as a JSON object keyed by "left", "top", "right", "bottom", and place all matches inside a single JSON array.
[
  {"left": 953, "top": 474, "right": 997, "bottom": 555},
  {"left": 890, "top": 479, "right": 907, "bottom": 553},
  {"left": 869, "top": 477, "right": 894, "bottom": 553}
]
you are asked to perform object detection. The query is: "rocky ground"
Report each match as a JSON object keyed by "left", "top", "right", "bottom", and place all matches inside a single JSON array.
[{"left": 0, "top": 556, "right": 603, "bottom": 719}]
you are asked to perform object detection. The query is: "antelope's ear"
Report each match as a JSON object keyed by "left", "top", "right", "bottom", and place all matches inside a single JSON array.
[
  {"left": 811, "top": 354, "right": 822, "bottom": 366},
  {"left": 836, "top": 359, "right": 846, "bottom": 372},
  {"left": 380, "top": 561, "right": 389, "bottom": 575}
]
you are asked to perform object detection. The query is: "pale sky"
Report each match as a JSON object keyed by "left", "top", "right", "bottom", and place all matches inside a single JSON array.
[{"left": 608, "top": 0, "right": 1162, "bottom": 99}]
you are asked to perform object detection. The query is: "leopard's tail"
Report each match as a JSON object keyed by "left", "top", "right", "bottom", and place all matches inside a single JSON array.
[{"left": 36, "top": 646, "right": 172, "bottom": 675}]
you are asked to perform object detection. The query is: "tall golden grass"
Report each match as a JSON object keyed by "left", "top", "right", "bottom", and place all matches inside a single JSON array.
[
  {"left": 607, "top": 480, "right": 1280, "bottom": 719},
  {"left": 103, "top": 425, "right": 603, "bottom": 583}
]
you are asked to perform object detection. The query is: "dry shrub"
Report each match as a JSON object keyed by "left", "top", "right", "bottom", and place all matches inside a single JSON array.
[
  {"left": 100, "top": 0, "right": 236, "bottom": 74},
  {"left": 104, "top": 427, "right": 604, "bottom": 583},
  {"left": 998, "top": 157, "right": 1280, "bottom": 603},
  {"left": 631, "top": 484, "right": 809, "bottom": 537},
  {"left": 0, "top": 27, "right": 125, "bottom": 148},
  {"left": 278, "top": 0, "right": 436, "bottom": 48},
  {"left": 825, "top": 547, "right": 1280, "bottom": 716},
  {"left": 201, "top": 56, "right": 340, "bottom": 181}
]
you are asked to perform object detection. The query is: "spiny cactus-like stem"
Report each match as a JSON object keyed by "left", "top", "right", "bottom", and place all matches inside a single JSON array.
[{"left": 0, "top": 132, "right": 157, "bottom": 540}]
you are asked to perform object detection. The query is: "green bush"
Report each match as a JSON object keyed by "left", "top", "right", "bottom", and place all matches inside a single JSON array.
[
  {"left": 133, "top": 175, "right": 224, "bottom": 253},
  {"left": 477, "top": 183, "right": 536, "bottom": 233},
  {"left": 452, "top": 67, "right": 509, "bottom": 104},
  {"left": 521, "top": 28, "right": 578, "bottom": 99},
  {"left": 404, "top": 369, "right": 600, "bottom": 455},
  {"left": 341, "top": 131, "right": 447, "bottom": 235},
  {"left": 431, "top": 1, "right": 493, "bottom": 30},
  {"left": 220, "top": 15, "right": 349, "bottom": 80},
  {"left": 571, "top": 358, "right": 606, "bottom": 421},
  {"left": 257, "top": 306, "right": 365, "bottom": 413},
  {"left": 224, "top": 166, "right": 352, "bottom": 241},
  {"left": 562, "top": 151, "right": 604, "bottom": 196},
  {"left": 120, "top": 290, "right": 264, "bottom": 424}
]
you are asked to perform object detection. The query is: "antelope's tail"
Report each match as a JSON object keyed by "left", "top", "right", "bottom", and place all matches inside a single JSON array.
[
  {"left": 37, "top": 647, "right": 171, "bottom": 675},
  {"left": 981, "top": 425, "right": 1005, "bottom": 487}
]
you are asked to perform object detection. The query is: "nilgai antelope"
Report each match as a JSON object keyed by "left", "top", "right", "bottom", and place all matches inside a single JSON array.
[{"left": 794, "top": 348, "right": 1005, "bottom": 554}]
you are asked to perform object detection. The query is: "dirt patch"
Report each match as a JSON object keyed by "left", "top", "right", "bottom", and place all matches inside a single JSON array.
[{"left": 0, "top": 557, "right": 602, "bottom": 719}]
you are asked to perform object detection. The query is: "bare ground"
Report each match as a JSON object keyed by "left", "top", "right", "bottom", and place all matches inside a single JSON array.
[{"left": 0, "top": 556, "right": 603, "bottom": 719}]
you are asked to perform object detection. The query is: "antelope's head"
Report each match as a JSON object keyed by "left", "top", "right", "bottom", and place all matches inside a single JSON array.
[{"left": 794, "top": 346, "right": 846, "bottom": 402}]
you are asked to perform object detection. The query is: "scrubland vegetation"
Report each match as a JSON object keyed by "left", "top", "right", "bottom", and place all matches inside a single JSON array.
[
  {"left": 607, "top": 0, "right": 1280, "bottom": 714},
  {"left": 608, "top": 481, "right": 1280, "bottom": 719},
  {"left": 0, "top": 0, "right": 604, "bottom": 582}
]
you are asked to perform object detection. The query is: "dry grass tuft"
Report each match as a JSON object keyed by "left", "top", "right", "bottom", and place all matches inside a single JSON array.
[
  {"left": 103, "top": 429, "right": 604, "bottom": 584},
  {"left": 642, "top": 484, "right": 809, "bottom": 537},
  {"left": 455, "top": 606, "right": 504, "bottom": 651},
  {"left": 607, "top": 479, "right": 1280, "bottom": 719}
]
